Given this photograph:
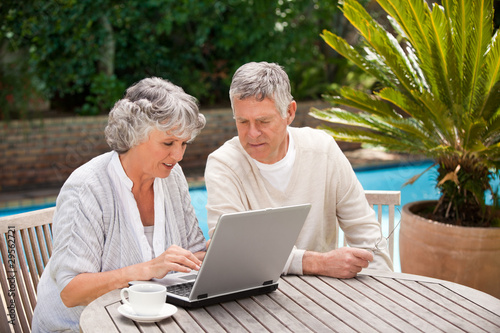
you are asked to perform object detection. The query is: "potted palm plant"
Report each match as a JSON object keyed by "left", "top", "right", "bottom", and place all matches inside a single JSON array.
[{"left": 310, "top": 0, "right": 500, "bottom": 297}]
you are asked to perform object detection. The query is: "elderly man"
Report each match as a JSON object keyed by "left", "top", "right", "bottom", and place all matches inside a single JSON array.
[{"left": 204, "top": 62, "right": 393, "bottom": 278}]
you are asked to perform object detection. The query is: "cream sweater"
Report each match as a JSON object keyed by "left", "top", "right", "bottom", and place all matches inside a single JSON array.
[{"left": 205, "top": 127, "right": 393, "bottom": 275}]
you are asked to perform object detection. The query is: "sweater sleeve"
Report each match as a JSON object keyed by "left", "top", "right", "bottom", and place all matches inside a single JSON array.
[
  {"left": 204, "top": 150, "right": 250, "bottom": 236},
  {"left": 331, "top": 144, "right": 393, "bottom": 272}
]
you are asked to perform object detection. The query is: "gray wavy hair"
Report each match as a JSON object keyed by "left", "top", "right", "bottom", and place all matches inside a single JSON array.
[
  {"left": 229, "top": 62, "right": 294, "bottom": 118},
  {"left": 105, "top": 77, "right": 206, "bottom": 154}
]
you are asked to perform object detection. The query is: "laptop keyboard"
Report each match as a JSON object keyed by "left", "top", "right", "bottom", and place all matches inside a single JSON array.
[{"left": 167, "top": 282, "right": 194, "bottom": 297}]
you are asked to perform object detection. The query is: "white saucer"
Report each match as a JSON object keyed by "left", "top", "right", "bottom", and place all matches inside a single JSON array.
[{"left": 118, "top": 303, "right": 177, "bottom": 323}]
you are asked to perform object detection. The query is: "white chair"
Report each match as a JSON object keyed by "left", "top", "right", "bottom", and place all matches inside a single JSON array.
[
  {"left": 338, "top": 190, "right": 401, "bottom": 260},
  {"left": 0, "top": 207, "right": 55, "bottom": 333}
]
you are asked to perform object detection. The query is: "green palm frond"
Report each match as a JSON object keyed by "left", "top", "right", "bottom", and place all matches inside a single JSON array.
[
  {"left": 320, "top": 31, "right": 395, "bottom": 87},
  {"left": 444, "top": 0, "right": 468, "bottom": 81},
  {"left": 463, "top": 118, "right": 488, "bottom": 151},
  {"left": 378, "top": 0, "right": 430, "bottom": 53},
  {"left": 426, "top": 4, "right": 454, "bottom": 106},
  {"left": 463, "top": 0, "right": 493, "bottom": 113},
  {"left": 480, "top": 32, "right": 500, "bottom": 119},
  {"left": 377, "top": 87, "right": 460, "bottom": 147},
  {"left": 485, "top": 30, "right": 500, "bottom": 93},
  {"left": 313, "top": 0, "right": 500, "bottom": 226},
  {"left": 342, "top": 0, "right": 421, "bottom": 91},
  {"left": 379, "top": 0, "right": 441, "bottom": 94},
  {"left": 315, "top": 0, "right": 498, "bottom": 158},
  {"left": 310, "top": 108, "right": 398, "bottom": 136},
  {"left": 322, "top": 87, "right": 399, "bottom": 118},
  {"left": 317, "top": 124, "right": 420, "bottom": 152},
  {"left": 311, "top": 107, "right": 440, "bottom": 151}
]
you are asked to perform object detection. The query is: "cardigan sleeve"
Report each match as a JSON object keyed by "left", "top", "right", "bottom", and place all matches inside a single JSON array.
[
  {"left": 171, "top": 165, "right": 207, "bottom": 253},
  {"left": 49, "top": 179, "right": 110, "bottom": 292}
]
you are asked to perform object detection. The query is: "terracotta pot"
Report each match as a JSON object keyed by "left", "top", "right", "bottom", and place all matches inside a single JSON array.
[{"left": 400, "top": 200, "right": 500, "bottom": 299}]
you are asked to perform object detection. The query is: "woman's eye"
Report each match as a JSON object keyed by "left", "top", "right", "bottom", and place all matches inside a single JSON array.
[{"left": 164, "top": 142, "right": 173, "bottom": 146}]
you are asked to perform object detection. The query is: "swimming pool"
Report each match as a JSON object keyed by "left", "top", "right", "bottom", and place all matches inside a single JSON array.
[{"left": 0, "top": 161, "right": 448, "bottom": 272}]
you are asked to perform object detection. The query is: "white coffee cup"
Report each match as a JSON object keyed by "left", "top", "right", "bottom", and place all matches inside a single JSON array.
[{"left": 120, "top": 284, "right": 167, "bottom": 316}]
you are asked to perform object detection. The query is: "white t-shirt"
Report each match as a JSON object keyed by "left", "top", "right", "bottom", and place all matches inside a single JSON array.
[{"left": 253, "top": 128, "right": 296, "bottom": 192}]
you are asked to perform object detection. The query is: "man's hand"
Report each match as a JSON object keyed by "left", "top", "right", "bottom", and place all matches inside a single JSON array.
[{"left": 302, "top": 247, "right": 374, "bottom": 279}]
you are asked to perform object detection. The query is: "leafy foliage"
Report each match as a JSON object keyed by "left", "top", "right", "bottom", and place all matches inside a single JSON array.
[
  {"left": 0, "top": 0, "right": 352, "bottom": 117},
  {"left": 310, "top": 0, "right": 500, "bottom": 227}
]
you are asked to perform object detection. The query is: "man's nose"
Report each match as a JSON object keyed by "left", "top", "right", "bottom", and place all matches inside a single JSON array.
[{"left": 248, "top": 123, "right": 261, "bottom": 138}]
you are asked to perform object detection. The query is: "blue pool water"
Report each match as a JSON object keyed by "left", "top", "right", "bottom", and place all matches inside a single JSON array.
[
  {"left": 0, "top": 161, "right": 469, "bottom": 272},
  {"left": 0, "top": 202, "right": 56, "bottom": 218}
]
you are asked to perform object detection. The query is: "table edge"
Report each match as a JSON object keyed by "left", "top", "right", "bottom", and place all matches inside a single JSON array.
[
  {"left": 80, "top": 270, "right": 500, "bottom": 332},
  {"left": 360, "top": 269, "right": 500, "bottom": 314}
]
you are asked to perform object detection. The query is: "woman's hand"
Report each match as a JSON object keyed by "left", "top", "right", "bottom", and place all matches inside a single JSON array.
[
  {"left": 60, "top": 245, "right": 202, "bottom": 307},
  {"left": 148, "top": 245, "right": 202, "bottom": 279}
]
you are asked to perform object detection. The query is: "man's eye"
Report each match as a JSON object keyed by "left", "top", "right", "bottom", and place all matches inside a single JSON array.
[{"left": 164, "top": 142, "right": 174, "bottom": 146}]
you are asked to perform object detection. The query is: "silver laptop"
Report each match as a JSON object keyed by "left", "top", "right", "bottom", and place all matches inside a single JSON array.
[{"left": 139, "top": 203, "right": 311, "bottom": 308}]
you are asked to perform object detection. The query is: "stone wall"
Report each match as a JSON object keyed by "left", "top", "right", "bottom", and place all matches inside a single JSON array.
[{"left": 0, "top": 100, "right": 358, "bottom": 193}]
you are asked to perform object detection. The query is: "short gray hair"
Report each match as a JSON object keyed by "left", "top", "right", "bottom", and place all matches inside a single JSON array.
[
  {"left": 229, "top": 62, "right": 293, "bottom": 118},
  {"left": 105, "top": 77, "right": 206, "bottom": 154}
]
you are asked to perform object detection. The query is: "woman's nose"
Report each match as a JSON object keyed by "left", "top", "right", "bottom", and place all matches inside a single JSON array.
[{"left": 172, "top": 143, "right": 185, "bottom": 162}]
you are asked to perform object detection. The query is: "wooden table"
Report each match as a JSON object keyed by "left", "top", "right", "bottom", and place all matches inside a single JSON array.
[{"left": 80, "top": 269, "right": 500, "bottom": 332}]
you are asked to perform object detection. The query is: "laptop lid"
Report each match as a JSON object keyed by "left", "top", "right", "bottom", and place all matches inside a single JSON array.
[{"left": 156, "top": 203, "right": 311, "bottom": 307}]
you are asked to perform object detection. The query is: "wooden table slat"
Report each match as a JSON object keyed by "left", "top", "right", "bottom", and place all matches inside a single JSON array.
[
  {"left": 375, "top": 276, "right": 485, "bottom": 332},
  {"left": 205, "top": 302, "right": 255, "bottom": 332},
  {"left": 331, "top": 276, "right": 432, "bottom": 332},
  {"left": 251, "top": 293, "right": 314, "bottom": 333},
  {"left": 156, "top": 318, "right": 185, "bottom": 333},
  {"left": 397, "top": 278, "right": 500, "bottom": 332},
  {"left": 268, "top": 282, "right": 335, "bottom": 332},
  {"left": 422, "top": 281, "right": 500, "bottom": 327},
  {"left": 235, "top": 296, "right": 291, "bottom": 332},
  {"left": 308, "top": 275, "right": 420, "bottom": 332},
  {"left": 281, "top": 276, "right": 377, "bottom": 333},
  {"left": 79, "top": 290, "right": 120, "bottom": 333},
  {"left": 106, "top": 301, "right": 144, "bottom": 333},
  {"left": 135, "top": 322, "right": 162, "bottom": 333},
  {"left": 187, "top": 306, "right": 227, "bottom": 332},
  {"left": 168, "top": 307, "right": 205, "bottom": 333},
  {"left": 356, "top": 276, "right": 457, "bottom": 332}
]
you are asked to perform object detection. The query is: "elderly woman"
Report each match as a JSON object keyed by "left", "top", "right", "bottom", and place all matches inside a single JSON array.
[{"left": 32, "top": 77, "right": 207, "bottom": 332}]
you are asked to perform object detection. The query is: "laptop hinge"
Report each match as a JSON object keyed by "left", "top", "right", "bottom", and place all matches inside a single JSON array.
[
  {"left": 263, "top": 280, "right": 273, "bottom": 286},
  {"left": 197, "top": 293, "right": 208, "bottom": 300}
]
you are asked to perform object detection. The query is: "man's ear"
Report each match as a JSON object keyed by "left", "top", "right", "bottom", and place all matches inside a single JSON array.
[{"left": 287, "top": 101, "right": 297, "bottom": 125}]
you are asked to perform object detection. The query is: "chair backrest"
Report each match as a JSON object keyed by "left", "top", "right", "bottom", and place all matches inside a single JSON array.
[
  {"left": 338, "top": 190, "right": 401, "bottom": 260},
  {"left": 0, "top": 207, "right": 55, "bottom": 333}
]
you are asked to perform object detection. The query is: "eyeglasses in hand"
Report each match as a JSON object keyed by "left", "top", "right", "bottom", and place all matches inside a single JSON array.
[{"left": 367, "top": 207, "right": 402, "bottom": 254}]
